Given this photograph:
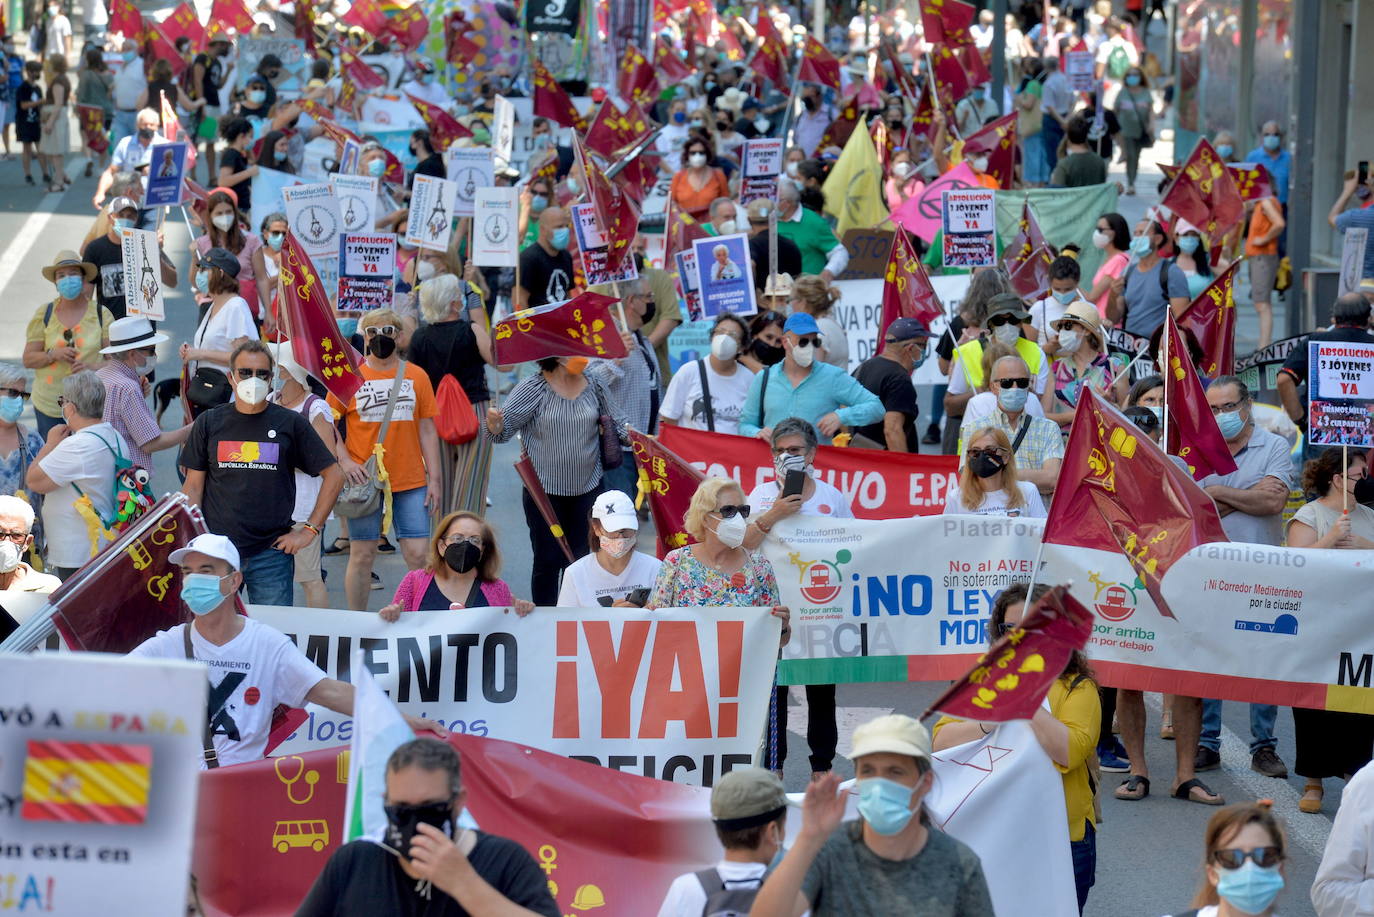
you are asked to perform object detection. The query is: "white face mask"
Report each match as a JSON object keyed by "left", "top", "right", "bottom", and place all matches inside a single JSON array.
[
  {"left": 416, "top": 260, "right": 438, "bottom": 282},
  {"left": 992, "top": 323, "right": 1021, "bottom": 345},
  {"left": 1057, "top": 329, "right": 1082, "bottom": 352},
  {"left": 0, "top": 539, "right": 21, "bottom": 573},
  {"left": 1091, "top": 229, "right": 1112, "bottom": 249},
  {"left": 212, "top": 213, "right": 236, "bottom": 232},
  {"left": 892, "top": 161, "right": 912, "bottom": 178},
  {"left": 138, "top": 353, "right": 157, "bottom": 374},
  {"left": 235, "top": 376, "right": 269, "bottom": 406},
  {"left": 600, "top": 534, "right": 635, "bottom": 559},
  {"left": 711, "top": 514, "right": 748, "bottom": 549},
  {"left": 971, "top": 155, "right": 990, "bottom": 173},
  {"left": 753, "top": 116, "right": 770, "bottom": 132},
  {"left": 791, "top": 342, "right": 815, "bottom": 368},
  {"left": 785, "top": 161, "right": 800, "bottom": 178},
  {"left": 717, "top": 218, "right": 737, "bottom": 235},
  {"left": 710, "top": 334, "right": 739, "bottom": 361},
  {"left": 688, "top": 152, "right": 707, "bottom": 168}
]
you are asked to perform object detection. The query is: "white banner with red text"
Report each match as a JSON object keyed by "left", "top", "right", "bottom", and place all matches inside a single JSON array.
[
  {"left": 764, "top": 515, "right": 1374, "bottom": 713},
  {"left": 250, "top": 606, "right": 781, "bottom": 785}
]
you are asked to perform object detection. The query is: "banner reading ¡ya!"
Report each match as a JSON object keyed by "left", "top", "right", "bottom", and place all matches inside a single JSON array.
[
  {"left": 252, "top": 605, "right": 781, "bottom": 786},
  {"left": 766, "top": 515, "right": 1374, "bottom": 714}
]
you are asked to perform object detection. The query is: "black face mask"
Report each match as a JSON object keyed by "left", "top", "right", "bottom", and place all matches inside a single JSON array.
[
  {"left": 751, "top": 339, "right": 785, "bottom": 365},
  {"left": 642, "top": 299, "right": 657, "bottom": 324},
  {"left": 383, "top": 799, "right": 454, "bottom": 858},
  {"left": 367, "top": 334, "right": 397, "bottom": 359},
  {"left": 970, "top": 454, "right": 1005, "bottom": 479},
  {"left": 137, "top": 128, "right": 154, "bottom": 142},
  {"left": 444, "top": 541, "right": 482, "bottom": 574},
  {"left": 1356, "top": 474, "right": 1374, "bottom": 507},
  {"left": 802, "top": 96, "right": 818, "bottom": 111}
]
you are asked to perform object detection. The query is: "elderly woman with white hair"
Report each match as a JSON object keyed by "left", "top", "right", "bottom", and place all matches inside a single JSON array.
[
  {"left": 406, "top": 273, "right": 496, "bottom": 516},
  {"left": 0, "top": 494, "right": 59, "bottom": 592},
  {"left": 0, "top": 363, "right": 44, "bottom": 502}
]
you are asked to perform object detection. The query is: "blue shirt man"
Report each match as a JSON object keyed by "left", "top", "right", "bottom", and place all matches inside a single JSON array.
[{"left": 1243, "top": 121, "right": 1292, "bottom": 205}]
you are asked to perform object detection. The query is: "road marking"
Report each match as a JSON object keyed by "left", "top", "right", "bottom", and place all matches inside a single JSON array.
[{"left": 0, "top": 155, "right": 88, "bottom": 294}]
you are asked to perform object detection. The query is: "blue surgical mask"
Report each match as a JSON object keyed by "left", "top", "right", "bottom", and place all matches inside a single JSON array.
[
  {"left": 856, "top": 777, "right": 917, "bottom": 836},
  {"left": 566, "top": 177, "right": 582, "bottom": 196},
  {"left": 113, "top": 217, "right": 135, "bottom": 232},
  {"left": 997, "top": 385, "right": 1030, "bottom": 413},
  {"left": 912, "top": 351, "right": 927, "bottom": 370},
  {"left": 181, "top": 572, "right": 231, "bottom": 616},
  {"left": 551, "top": 227, "right": 570, "bottom": 250},
  {"left": 367, "top": 158, "right": 386, "bottom": 178},
  {"left": 418, "top": 72, "right": 433, "bottom": 84},
  {"left": 533, "top": 134, "right": 553, "bottom": 151},
  {"left": 1216, "top": 144, "right": 1234, "bottom": 160},
  {"left": 672, "top": 110, "right": 686, "bottom": 124},
  {"left": 1215, "top": 859, "right": 1285, "bottom": 915},
  {"left": 267, "top": 232, "right": 284, "bottom": 251},
  {"left": 338, "top": 317, "right": 359, "bottom": 338},
  {"left": 0, "top": 395, "right": 23, "bottom": 423},
  {"left": 1124, "top": 74, "right": 1141, "bottom": 87},
  {"left": 1052, "top": 289, "right": 1077, "bottom": 305},
  {"left": 1262, "top": 134, "right": 1281, "bottom": 152},
  {"left": 1130, "top": 235, "right": 1153, "bottom": 257},
  {"left": 56, "top": 275, "right": 84, "bottom": 300},
  {"left": 1146, "top": 405, "right": 1164, "bottom": 423},
  {"left": 531, "top": 194, "right": 548, "bottom": 212},
  {"left": 247, "top": 89, "right": 266, "bottom": 105},
  {"left": 195, "top": 270, "right": 210, "bottom": 294},
  {"left": 1216, "top": 408, "right": 1246, "bottom": 439},
  {"left": 972, "top": 88, "right": 985, "bottom": 100}
]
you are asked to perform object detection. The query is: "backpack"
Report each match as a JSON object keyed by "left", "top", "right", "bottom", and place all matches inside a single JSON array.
[
  {"left": 72, "top": 431, "right": 155, "bottom": 534},
  {"left": 432, "top": 325, "right": 479, "bottom": 445},
  {"left": 1106, "top": 44, "right": 1132, "bottom": 80},
  {"left": 694, "top": 868, "right": 765, "bottom": 917}
]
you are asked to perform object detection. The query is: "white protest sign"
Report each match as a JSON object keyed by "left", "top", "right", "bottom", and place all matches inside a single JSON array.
[
  {"left": 941, "top": 188, "right": 997, "bottom": 268},
  {"left": 740, "top": 138, "right": 783, "bottom": 205},
  {"left": 337, "top": 233, "right": 396, "bottom": 312},
  {"left": 445, "top": 147, "right": 494, "bottom": 217},
  {"left": 329, "top": 173, "right": 378, "bottom": 235},
  {"left": 1064, "top": 50, "right": 1095, "bottom": 92},
  {"left": 1338, "top": 227, "right": 1368, "bottom": 297},
  {"left": 405, "top": 174, "right": 459, "bottom": 251},
  {"left": 1307, "top": 339, "right": 1374, "bottom": 447},
  {"left": 120, "top": 228, "right": 165, "bottom": 321},
  {"left": 281, "top": 183, "right": 343, "bottom": 260},
  {"left": 471, "top": 186, "right": 520, "bottom": 268},
  {"left": 492, "top": 94, "right": 516, "bottom": 167},
  {"left": 252, "top": 605, "right": 781, "bottom": 784},
  {"left": 0, "top": 653, "right": 206, "bottom": 916}
]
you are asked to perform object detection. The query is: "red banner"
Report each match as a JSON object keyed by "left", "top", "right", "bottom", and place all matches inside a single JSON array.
[
  {"left": 1162, "top": 313, "right": 1238, "bottom": 480},
  {"left": 880, "top": 226, "right": 944, "bottom": 344},
  {"left": 492, "top": 293, "right": 628, "bottom": 364},
  {"left": 1177, "top": 259, "right": 1241, "bottom": 378},
  {"left": 77, "top": 104, "right": 108, "bottom": 154},
  {"left": 277, "top": 235, "right": 364, "bottom": 403},
  {"left": 629, "top": 430, "right": 705, "bottom": 557},
  {"left": 657, "top": 426, "right": 959, "bottom": 519},
  {"left": 193, "top": 734, "right": 717, "bottom": 917},
  {"left": 961, "top": 114, "right": 1017, "bottom": 190},
  {"left": 799, "top": 35, "right": 841, "bottom": 89}
]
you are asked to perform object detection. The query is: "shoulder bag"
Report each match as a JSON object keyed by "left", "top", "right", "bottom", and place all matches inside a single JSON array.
[
  {"left": 695, "top": 359, "right": 715, "bottom": 432},
  {"left": 186, "top": 308, "right": 233, "bottom": 410},
  {"left": 334, "top": 363, "right": 408, "bottom": 519},
  {"left": 589, "top": 377, "right": 623, "bottom": 470}
]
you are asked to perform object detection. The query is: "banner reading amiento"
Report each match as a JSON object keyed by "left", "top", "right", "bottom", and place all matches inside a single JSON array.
[
  {"left": 767, "top": 516, "right": 1374, "bottom": 714},
  {"left": 252, "top": 606, "right": 781, "bottom": 785}
]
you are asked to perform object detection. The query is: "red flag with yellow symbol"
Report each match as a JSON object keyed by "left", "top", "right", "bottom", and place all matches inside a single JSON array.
[
  {"left": 961, "top": 113, "right": 1018, "bottom": 190},
  {"left": 446, "top": 14, "right": 482, "bottom": 67},
  {"left": 923, "top": 586, "right": 1094, "bottom": 722},
  {"left": 1043, "top": 389, "right": 1229, "bottom": 619},
  {"left": 294, "top": 0, "right": 317, "bottom": 53},
  {"left": 143, "top": 19, "right": 189, "bottom": 77},
  {"left": 920, "top": 0, "right": 977, "bottom": 46},
  {"left": 110, "top": 0, "right": 143, "bottom": 40},
  {"left": 879, "top": 227, "right": 944, "bottom": 348},
  {"left": 207, "top": 0, "right": 254, "bottom": 39},
  {"left": 492, "top": 293, "right": 629, "bottom": 365},
  {"left": 22, "top": 740, "right": 152, "bottom": 824},
  {"left": 655, "top": 34, "right": 695, "bottom": 83},
  {"left": 383, "top": 2, "right": 429, "bottom": 53},
  {"left": 277, "top": 235, "right": 364, "bottom": 403},
  {"left": 1160, "top": 138, "right": 1245, "bottom": 239},
  {"left": 338, "top": 49, "right": 385, "bottom": 91},
  {"left": 574, "top": 136, "right": 640, "bottom": 276},
  {"left": 815, "top": 100, "right": 861, "bottom": 151},
  {"left": 1161, "top": 312, "right": 1238, "bottom": 481},
  {"left": 749, "top": 31, "right": 789, "bottom": 88},
  {"left": 1000, "top": 200, "right": 1056, "bottom": 299},
  {"left": 583, "top": 98, "right": 654, "bottom": 160},
  {"left": 532, "top": 58, "right": 587, "bottom": 132},
  {"left": 157, "top": 1, "right": 204, "bottom": 50},
  {"left": 663, "top": 198, "right": 709, "bottom": 267},
  {"left": 342, "top": 0, "right": 387, "bottom": 32},
  {"left": 1177, "top": 259, "right": 1242, "bottom": 378},
  {"left": 799, "top": 35, "right": 841, "bottom": 89},
  {"left": 1227, "top": 162, "right": 1273, "bottom": 203},
  {"left": 77, "top": 105, "right": 109, "bottom": 154},
  {"left": 629, "top": 430, "right": 705, "bottom": 557},
  {"left": 617, "top": 42, "right": 660, "bottom": 106},
  {"left": 930, "top": 43, "right": 974, "bottom": 107},
  {"left": 405, "top": 93, "right": 472, "bottom": 151}
]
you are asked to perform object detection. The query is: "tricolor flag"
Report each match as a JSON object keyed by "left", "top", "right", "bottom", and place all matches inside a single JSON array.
[
  {"left": 22, "top": 740, "right": 152, "bottom": 824},
  {"left": 344, "top": 652, "right": 415, "bottom": 843}
]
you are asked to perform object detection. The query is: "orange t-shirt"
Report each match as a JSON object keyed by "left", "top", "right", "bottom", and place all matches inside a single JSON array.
[
  {"left": 1245, "top": 198, "right": 1279, "bottom": 256},
  {"left": 669, "top": 168, "right": 729, "bottom": 218},
  {"left": 328, "top": 361, "right": 437, "bottom": 492}
]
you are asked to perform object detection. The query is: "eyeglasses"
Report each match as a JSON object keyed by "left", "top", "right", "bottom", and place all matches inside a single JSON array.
[
  {"left": 235, "top": 368, "right": 272, "bottom": 380},
  {"left": 62, "top": 329, "right": 74, "bottom": 344},
  {"left": 771, "top": 445, "right": 809, "bottom": 457},
  {"left": 995, "top": 621, "right": 1017, "bottom": 636},
  {"left": 987, "top": 314, "right": 1020, "bottom": 327},
  {"left": 0, "top": 388, "right": 29, "bottom": 400},
  {"left": 0, "top": 530, "right": 29, "bottom": 543},
  {"left": 365, "top": 325, "right": 398, "bottom": 337},
  {"left": 967, "top": 447, "right": 1008, "bottom": 460},
  {"left": 714, "top": 504, "right": 752, "bottom": 519},
  {"left": 994, "top": 377, "right": 1031, "bottom": 390},
  {"left": 1212, "top": 847, "right": 1282, "bottom": 869},
  {"left": 1209, "top": 400, "right": 1246, "bottom": 415},
  {"left": 793, "top": 336, "right": 819, "bottom": 349},
  {"left": 441, "top": 533, "right": 482, "bottom": 547}
]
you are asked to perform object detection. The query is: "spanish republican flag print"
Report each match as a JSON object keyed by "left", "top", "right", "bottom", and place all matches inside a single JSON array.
[{"left": 22, "top": 740, "right": 152, "bottom": 824}]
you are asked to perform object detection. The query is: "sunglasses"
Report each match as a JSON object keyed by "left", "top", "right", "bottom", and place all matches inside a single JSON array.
[
  {"left": 1212, "top": 847, "right": 1282, "bottom": 870},
  {"left": 994, "top": 377, "right": 1031, "bottom": 390},
  {"left": 365, "top": 325, "right": 398, "bottom": 337},
  {"left": 793, "top": 336, "right": 819, "bottom": 349},
  {"left": 995, "top": 620, "right": 1017, "bottom": 637},
  {"left": 235, "top": 368, "right": 272, "bottom": 380},
  {"left": 987, "top": 314, "right": 1021, "bottom": 328},
  {"left": 0, "top": 387, "right": 29, "bottom": 400},
  {"left": 714, "top": 504, "right": 752, "bottom": 519},
  {"left": 967, "top": 447, "right": 1008, "bottom": 460}
]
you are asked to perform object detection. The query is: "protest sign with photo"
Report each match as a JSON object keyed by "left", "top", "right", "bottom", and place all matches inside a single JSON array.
[
  {"left": 338, "top": 138, "right": 363, "bottom": 177},
  {"left": 740, "top": 138, "right": 783, "bottom": 204},
  {"left": 472, "top": 187, "right": 520, "bottom": 267},
  {"left": 328, "top": 173, "right": 377, "bottom": 235},
  {"left": 571, "top": 202, "right": 638, "bottom": 285},
  {"left": 120, "top": 228, "right": 166, "bottom": 321},
  {"left": 0, "top": 653, "right": 206, "bottom": 916},
  {"left": 1307, "top": 339, "right": 1374, "bottom": 447},
  {"left": 941, "top": 188, "right": 997, "bottom": 268},
  {"left": 251, "top": 605, "right": 781, "bottom": 777},
  {"left": 144, "top": 141, "right": 188, "bottom": 206},
  {"left": 405, "top": 174, "right": 459, "bottom": 251},
  {"left": 890, "top": 162, "right": 980, "bottom": 242},
  {"left": 691, "top": 233, "right": 756, "bottom": 318},
  {"left": 674, "top": 250, "right": 703, "bottom": 322},
  {"left": 445, "top": 147, "right": 494, "bottom": 217},
  {"left": 1064, "top": 50, "right": 1095, "bottom": 91},
  {"left": 281, "top": 183, "right": 343, "bottom": 260},
  {"left": 336, "top": 233, "right": 396, "bottom": 312}
]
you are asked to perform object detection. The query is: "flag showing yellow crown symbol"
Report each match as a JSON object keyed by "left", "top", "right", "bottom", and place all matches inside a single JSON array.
[{"left": 22, "top": 740, "right": 152, "bottom": 824}]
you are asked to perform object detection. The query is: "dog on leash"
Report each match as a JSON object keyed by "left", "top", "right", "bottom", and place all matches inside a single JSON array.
[{"left": 153, "top": 378, "right": 182, "bottom": 424}]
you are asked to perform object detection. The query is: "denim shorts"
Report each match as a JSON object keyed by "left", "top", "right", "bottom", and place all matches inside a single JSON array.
[{"left": 348, "top": 485, "right": 430, "bottom": 542}]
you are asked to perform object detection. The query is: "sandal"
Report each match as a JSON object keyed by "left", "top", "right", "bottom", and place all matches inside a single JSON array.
[
  {"left": 1173, "top": 778, "right": 1224, "bottom": 806},
  {"left": 1160, "top": 710, "right": 1175, "bottom": 740},
  {"left": 1115, "top": 775, "right": 1149, "bottom": 801},
  {"left": 322, "top": 537, "right": 350, "bottom": 555},
  {"left": 1299, "top": 783, "right": 1323, "bottom": 814}
]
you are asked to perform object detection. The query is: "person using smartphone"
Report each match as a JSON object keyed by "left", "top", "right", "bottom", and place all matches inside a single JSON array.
[{"left": 555, "top": 490, "right": 662, "bottom": 608}]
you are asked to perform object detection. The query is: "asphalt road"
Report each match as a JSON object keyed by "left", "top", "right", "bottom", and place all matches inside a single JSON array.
[{"left": 0, "top": 98, "right": 1332, "bottom": 917}]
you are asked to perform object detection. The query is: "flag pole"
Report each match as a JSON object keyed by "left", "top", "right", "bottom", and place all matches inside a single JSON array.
[
  {"left": 1161, "top": 316, "right": 1171, "bottom": 453},
  {"left": 1344, "top": 444, "right": 1350, "bottom": 514}
]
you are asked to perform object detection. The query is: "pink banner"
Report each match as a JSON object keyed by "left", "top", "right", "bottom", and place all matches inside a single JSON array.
[{"left": 890, "top": 163, "right": 980, "bottom": 243}]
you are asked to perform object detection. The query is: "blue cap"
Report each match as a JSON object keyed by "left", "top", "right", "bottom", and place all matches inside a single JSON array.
[{"left": 784, "top": 312, "right": 820, "bottom": 335}]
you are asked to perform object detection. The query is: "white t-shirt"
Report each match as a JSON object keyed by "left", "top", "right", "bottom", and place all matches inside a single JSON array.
[
  {"left": 556, "top": 551, "right": 662, "bottom": 607},
  {"left": 1028, "top": 296, "right": 1070, "bottom": 340},
  {"left": 111, "top": 59, "right": 147, "bottom": 111},
  {"left": 816, "top": 315, "right": 849, "bottom": 369},
  {"left": 656, "top": 861, "right": 768, "bottom": 917},
  {"left": 82, "top": 0, "right": 108, "bottom": 26},
  {"left": 660, "top": 360, "right": 756, "bottom": 434},
  {"left": 45, "top": 14, "right": 71, "bottom": 55},
  {"left": 946, "top": 345, "right": 1051, "bottom": 398},
  {"left": 38, "top": 423, "right": 130, "bottom": 568},
  {"left": 942, "top": 480, "right": 1047, "bottom": 518},
  {"left": 748, "top": 477, "right": 854, "bottom": 519},
  {"left": 193, "top": 296, "right": 257, "bottom": 376},
  {"left": 130, "top": 619, "right": 325, "bottom": 768},
  {"left": 271, "top": 392, "right": 334, "bottom": 521}
]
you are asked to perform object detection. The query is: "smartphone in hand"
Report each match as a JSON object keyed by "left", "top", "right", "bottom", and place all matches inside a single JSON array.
[{"left": 782, "top": 469, "right": 806, "bottom": 499}]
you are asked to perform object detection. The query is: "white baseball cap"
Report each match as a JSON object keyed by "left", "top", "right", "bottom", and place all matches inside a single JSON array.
[
  {"left": 592, "top": 490, "right": 638, "bottom": 532},
  {"left": 847, "top": 714, "right": 932, "bottom": 762},
  {"left": 169, "top": 533, "right": 241, "bottom": 571}
]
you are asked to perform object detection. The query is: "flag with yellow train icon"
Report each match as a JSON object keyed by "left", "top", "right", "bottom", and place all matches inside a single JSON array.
[{"left": 22, "top": 740, "right": 152, "bottom": 824}]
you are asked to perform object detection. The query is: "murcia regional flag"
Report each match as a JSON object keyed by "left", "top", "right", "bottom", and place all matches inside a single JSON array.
[{"left": 22, "top": 740, "right": 152, "bottom": 824}]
